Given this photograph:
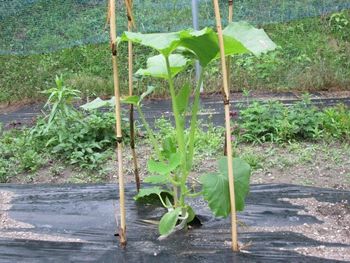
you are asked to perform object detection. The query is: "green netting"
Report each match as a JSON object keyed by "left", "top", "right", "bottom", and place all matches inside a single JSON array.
[{"left": 1, "top": 0, "right": 349, "bottom": 55}]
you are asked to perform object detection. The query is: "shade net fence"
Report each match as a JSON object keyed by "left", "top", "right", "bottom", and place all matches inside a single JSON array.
[{"left": 1, "top": 0, "right": 350, "bottom": 55}]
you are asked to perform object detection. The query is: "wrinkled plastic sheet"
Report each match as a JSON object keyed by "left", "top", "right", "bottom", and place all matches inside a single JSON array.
[{"left": 0, "top": 184, "right": 349, "bottom": 263}]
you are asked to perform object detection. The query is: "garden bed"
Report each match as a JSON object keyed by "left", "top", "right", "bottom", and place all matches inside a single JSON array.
[{"left": 8, "top": 141, "right": 350, "bottom": 190}]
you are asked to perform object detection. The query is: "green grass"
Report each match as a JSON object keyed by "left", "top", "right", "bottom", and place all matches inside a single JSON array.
[{"left": 0, "top": 9, "right": 349, "bottom": 104}]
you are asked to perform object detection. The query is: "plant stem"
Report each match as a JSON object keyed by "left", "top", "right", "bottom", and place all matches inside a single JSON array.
[
  {"left": 137, "top": 104, "right": 179, "bottom": 206},
  {"left": 187, "top": 69, "right": 205, "bottom": 171},
  {"left": 136, "top": 105, "right": 162, "bottom": 160},
  {"left": 165, "top": 55, "right": 187, "bottom": 208},
  {"left": 185, "top": 191, "right": 203, "bottom": 198}
]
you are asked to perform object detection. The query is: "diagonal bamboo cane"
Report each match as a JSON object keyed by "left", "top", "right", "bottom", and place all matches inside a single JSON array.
[
  {"left": 124, "top": 0, "right": 140, "bottom": 192},
  {"left": 212, "top": 0, "right": 239, "bottom": 252},
  {"left": 109, "top": 0, "right": 127, "bottom": 246}
]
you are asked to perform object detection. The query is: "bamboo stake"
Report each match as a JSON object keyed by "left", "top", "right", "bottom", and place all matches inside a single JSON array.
[
  {"left": 224, "top": 0, "right": 234, "bottom": 156},
  {"left": 109, "top": 0, "right": 127, "bottom": 246},
  {"left": 212, "top": 0, "right": 239, "bottom": 252},
  {"left": 125, "top": 0, "right": 140, "bottom": 192},
  {"left": 228, "top": 0, "right": 233, "bottom": 23},
  {"left": 227, "top": 0, "right": 233, "bottom": 90}
]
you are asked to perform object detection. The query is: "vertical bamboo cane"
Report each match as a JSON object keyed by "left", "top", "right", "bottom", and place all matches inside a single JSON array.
[
  {"left": 227, "top": 0, "right": 233, "bottom": 90},
  {"left": 224, "top": 0, "right": 234, "bottom": 156},
  {"left": 212, "top": 0, "right": 239, "bottom": 252},
  {"left": 125, "top": 0, "right": 140, "bottom": 192},
  {"left": 109, "top": 0, "right": 127, "bottom": 246}
]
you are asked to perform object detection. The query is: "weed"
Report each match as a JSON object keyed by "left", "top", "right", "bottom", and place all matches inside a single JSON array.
[
  {"left": 233, "top": 96, "right": 349, "bottom": 144},
  {"left": 0, "top": 76, "right": 130, "bottom": 182}
]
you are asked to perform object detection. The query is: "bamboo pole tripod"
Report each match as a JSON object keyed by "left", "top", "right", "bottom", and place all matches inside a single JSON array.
[{"left": 108, "top": 0, "right": 239, "bottom": 250}]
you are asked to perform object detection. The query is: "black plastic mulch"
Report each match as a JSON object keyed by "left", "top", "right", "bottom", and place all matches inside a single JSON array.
[{"left": 0, "top": 183, "right": 349, "bottom": 263}]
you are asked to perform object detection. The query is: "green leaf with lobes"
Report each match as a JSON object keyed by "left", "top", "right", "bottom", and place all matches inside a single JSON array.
[
  {"left": 122, "top": 21, "right": 276, "bottom": 76},
  {"left": 121, "top": 86, "right": 156, "bottom": 106},
  {"left": 121, "top": 95, "right": 139, "bottom": 106},
  {"left": 136, "top": 54, "right": 189, "bottom": 79},
  {"left": 133, "top": 186, "right": 170, "bottom": 201},
  {"left": 148, "top": 153, "right": 181, "bottom": 175},
  {"left": 200, "top": 157, "right": 251, "bottom": 217},
  {"left": 121, "top": 31, "right": 181, "bottom": 56},
  {"left": 179, "top": 28, "right": 220, "bottom": 67},
  {"left": 223, "top": 21, "right": 277, "bottom": 56},
  {"left": 143, "top": 174, "right": 169, "bottom": 184},
  {"left": 80, "top": 97, "right": 115, "bottom": 110},
  {"left": 159, "top": 208, "right": 182, "bottom": 235}
]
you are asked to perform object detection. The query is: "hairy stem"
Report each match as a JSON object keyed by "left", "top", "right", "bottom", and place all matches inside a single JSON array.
[
  {"left": 185, "top": 191, "right": 203, "bottom": 198},
  {"left": 187, "top": 69, "right": 205, "bottom": 171},
  {"left": 136, "top": 105, "right": 162, "bottom": 160},
  {"left": 165, "top": 55, "right": 187, "bottom": 207}
]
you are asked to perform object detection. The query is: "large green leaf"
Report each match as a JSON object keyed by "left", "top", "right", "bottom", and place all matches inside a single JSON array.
[
  {"left": 121, "top": 95, "right": 139, "bottom": 106},
  {"left": 144, "top": 174, "right": 169, "bottom": 184},
  {"left": 136, "top": 54, "right": 189, "bottom": 79},
  {"left": 200, "top": 157, "right": 251, "bottom": 217},
  {"left": 179, "top": 28, "right": 219, "bottom": 67},
  {"left": 200, "top": 171, "right": 230, "bottom": 217},
  {"left": 223, "top": 22, "right": 277, "bottom": 56},
  {"left": 222, "top": 35, "right": 249, "bottom": 56},
  {"left": 80, "top": 97, "right": 115, "bottom": 110},
  {"left": 159, "top": 208, "right": 182, "bottom": 235},
  {"left": 121, "top": 32, "right": 180, "bottom": 56},
  {"left": 148, "top": 153, "right": 181, "bottom": 175}
]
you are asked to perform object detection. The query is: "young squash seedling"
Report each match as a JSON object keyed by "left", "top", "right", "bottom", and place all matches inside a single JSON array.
[{"left": 84, "top": 22, "right": 276, "bottom": 238}]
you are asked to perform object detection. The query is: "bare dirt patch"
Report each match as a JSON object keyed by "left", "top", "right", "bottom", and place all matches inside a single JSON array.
[
  {"left": 247, "top": 198, "right": 350, "bottom": 261},
  {"left": 9, "top": 141, "right": 350, "bottom": 190}
]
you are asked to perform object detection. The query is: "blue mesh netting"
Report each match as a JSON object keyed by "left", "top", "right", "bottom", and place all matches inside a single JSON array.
[{"left": 1, "top": 0, "right": 349, "bottom": 55}]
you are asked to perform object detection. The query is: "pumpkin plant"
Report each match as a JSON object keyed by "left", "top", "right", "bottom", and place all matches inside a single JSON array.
[{"left": 84, "top": 22, "right": 276, "bottom": 238}]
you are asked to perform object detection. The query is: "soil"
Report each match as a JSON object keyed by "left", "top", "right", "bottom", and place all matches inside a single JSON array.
[
  {"left": 248, "top": 198, "right": 350, "bottom": 261},
  {"left": 9, "top": 141, "right": 350, "bottom": 189}
]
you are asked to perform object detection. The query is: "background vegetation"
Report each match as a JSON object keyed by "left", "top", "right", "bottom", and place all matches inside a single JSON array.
[
  {"left": 0, "top": 7, "right": 349, "bottom": 104},
  {"left": 0, "top": 80, "right": 349, "bottom": 183}
]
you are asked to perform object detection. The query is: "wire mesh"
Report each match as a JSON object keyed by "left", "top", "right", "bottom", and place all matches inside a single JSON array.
[{"left": 1, "top": 0, "right": 349, "bottom": 55}]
